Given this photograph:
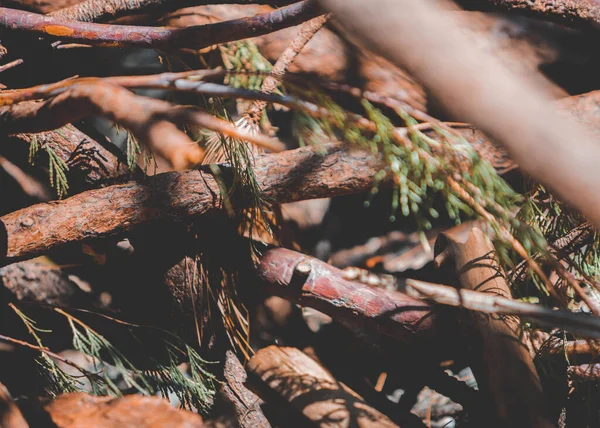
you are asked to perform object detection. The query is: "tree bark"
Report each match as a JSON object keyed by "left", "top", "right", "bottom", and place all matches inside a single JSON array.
[
  {"left": 434, "top": 228, "right": 552, "bottom": 428},
  {"left": 246, "top": 345, "right": 399, "bottom": 427}
]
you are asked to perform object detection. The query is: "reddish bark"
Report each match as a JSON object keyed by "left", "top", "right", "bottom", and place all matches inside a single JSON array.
[
  {"left": 254, "top": 246, "right": 438, "bottom": 344},
  {"left": 50, "top": 0, "right": 295, "bottom": 22},
  {"left": 0, "top": 1, "right": 320, "bottom": 50},
  {"left": 0, "top": 144, "right": 381, "bottom": 264}
]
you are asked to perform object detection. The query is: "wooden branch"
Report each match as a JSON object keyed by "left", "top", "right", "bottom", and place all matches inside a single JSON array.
[
  {"left": 433, "top": 228, "right": 552, "bottom": 427},
  {"left": 253, "top": 246, "right": 438, "bottom": 345},
  {"left": 218, "top": 350, "right": 270, "bottom": 428},
  {"left": 0, "top": 83, "right": 283, "bottom": 169},
  {"left": 319, "top": 0, "right": 600, "bottom": 230},
  {"left": 406, "top": 278, "right": 600, "bottom": 339},
  {"left": 50, "top": 0, "right": 296, "bottom": 22},
  {"left": 246, "top": 345, "right": 399, "bottom": 427},
  {"left": 0, "top": 144, "right": 381, "bottom": 264},
  {"left": 7, "top": 127, "right": 131, "bottom": 190},
  {"left": 458, "top": 0, "right": 600, "bottom": 30},
  {"left": 0, "top": 1, "right": 320, "bottom": 50},
  {"left": 0, "top": 261, "right": 91, "bottom": 307}
]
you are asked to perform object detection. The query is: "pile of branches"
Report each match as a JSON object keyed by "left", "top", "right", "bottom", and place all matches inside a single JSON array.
[{"left": 1, "top": 0, "right": 600, "bottom": 426}]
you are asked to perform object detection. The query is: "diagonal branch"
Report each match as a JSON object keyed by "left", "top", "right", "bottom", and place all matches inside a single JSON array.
[
  {"left": 0, "top": 1, "right": 320, "bottom": 50},
  {"left": 0, "top": 82, "right": 284, "bottom": 169}
]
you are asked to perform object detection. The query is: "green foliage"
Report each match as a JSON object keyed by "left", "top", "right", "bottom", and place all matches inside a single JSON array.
[
  {"left": 516, "top": 183, "right": 600, "bottom": 298},
  {"left": 290, "top": 85, "right": 521, "bottom": 233},
  {"left": 121, "top": 126, "right": 155, "bottom": 174},
  {"left": 28, "top": 134, "right": 70, "bottom": 199},
  {"left": 220, "top": 41, "right": 273, "bottom": 91},
  {"left": 10, "top": 305, "right": 216, "bottom": 412}
]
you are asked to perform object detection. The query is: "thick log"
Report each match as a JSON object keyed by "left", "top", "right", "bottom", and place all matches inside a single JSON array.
[
  {"left": 434, "top": 228, "right": 552, "bottom": 427},
  {"left": 246, "top": 345, "right": 399, "bottom": 427},
  {"left": 0, "top": 144, "right": 381, "bottom": 264}
]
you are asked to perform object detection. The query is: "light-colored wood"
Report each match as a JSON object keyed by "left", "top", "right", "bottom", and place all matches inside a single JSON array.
[{"left": 246, "top": 346, "right": 399, "bottom": 427}]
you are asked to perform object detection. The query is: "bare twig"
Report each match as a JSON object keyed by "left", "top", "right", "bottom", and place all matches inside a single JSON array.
[
  {"left": 0, "top": 83, "right": 284, "bottom": 168},
  {"left": 0, "top": 58, "right": 23, "bottom": 74}
]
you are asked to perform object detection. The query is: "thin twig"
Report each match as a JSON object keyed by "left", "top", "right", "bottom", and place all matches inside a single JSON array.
[
  {"left": 0, "top": 59, "right": 23, "bottom": 74},
  {"left": 406, "top": 279, "right": 600, "bottom": 339}
]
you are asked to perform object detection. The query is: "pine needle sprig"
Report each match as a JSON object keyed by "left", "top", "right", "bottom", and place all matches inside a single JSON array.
[
  {"left": 28, "top": 134, "right": 70, "bottom": 198},
  {"left": 7, "top": 304, "right": 216, "bottom": 411}
]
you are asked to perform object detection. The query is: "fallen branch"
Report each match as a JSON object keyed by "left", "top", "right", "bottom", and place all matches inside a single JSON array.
[
  {"left": 406, "top": 278, "right": 600, "bottom": 339},
  {"left": 433, "top": 228, "right": 552, "bottom": 427},
  {"left": 0, "top": 381, "right": 28, "bottom": 428},
  {"left": 0, "top": 1, "right": 320, "bottom": 50},
  {"left": 217, "top": 350, "right": 270, "bottom": 428},
  {"left": 5, "top": 126, "right": 132, "bottom": 191},
  {"left": 246, "top": 345, "right": 399, "bottom": 427},
  {"left": 254, "top": 246, "right": 439, "bottom": 345},
  {"left": 0, "top": 83, "right": 283, "bottom": 169},
  {"left": 41, "top": 393, "right": 205, "bottom": 427},
  {"left": 0, "top": 261, "right": 91, "bottom": 308},
  {"left": 0, "top": 144, "right": 380, "bottom": 264}
]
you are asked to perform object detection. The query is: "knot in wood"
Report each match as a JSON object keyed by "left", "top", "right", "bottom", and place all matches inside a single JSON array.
[{"left": 20, "top": 217, "right": 34, "bottom": 228}]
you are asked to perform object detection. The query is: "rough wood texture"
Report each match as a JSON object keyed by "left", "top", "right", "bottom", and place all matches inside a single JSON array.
[
  {"left": 0, "top": 261, "right": 90, "bottom": 307},
  {"left": 246, "top": 346, "right": 398, "bottom": 427},
  {"left": 0, "top": 1, "right": 320, "bottom": 50},
  {"left": 459, "top": 0, "right": 600, "bottom": 30},
  {"left": 0, "top": 144, "right": 381, "bottom": 264},
  {"left": 218, "top": 351, "right": 270, "bottom": 428},
  {"left": 434, "top": 228, "right": 552, "bottom": 428},
  {"left": 43, "top": 393, "right": 204, "bottom": 427},
  {"left": 254, "top": 246, "right": 438, "bottom": 345}
]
